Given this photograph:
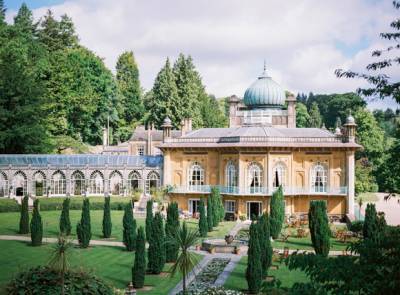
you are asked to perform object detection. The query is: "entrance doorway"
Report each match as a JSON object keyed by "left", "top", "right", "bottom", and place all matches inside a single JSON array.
[
  {"left": 246, "top": 202, "right": 262, "bottom": 220},
  {"left": 188, "top": 199, "right": 200, "bottom": 216}
]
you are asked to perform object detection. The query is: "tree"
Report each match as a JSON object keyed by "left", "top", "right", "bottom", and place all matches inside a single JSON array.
[
  {"left": 132, "top": 226, "right": 146, "bottom": 288},
  {"left": 269, "top": 186, "right": 285, "bottom": 239},
  {"left": 200, "top": 95, "right": 228, "bottom": 128},
  {"left": 123, "top": 202, "right": 136, "bottom": 251},
  {"left": 0, "top": 0, "right": 6, "bottom": 25},
  {"left": 335, "top": 1, "right": 400, "bottom": 103},
  {"left": 30, "top": 199, "right": 43, "bottom": 246},
  {"left": 168, "top": 222, "right": 199, "bottom": 295},
  {"left": 258, "top": 213, "right": 273, "bottom": 276},
  {"left": 308, "top": 201, "right": 331, "bottom": 256},
  {"left": 76, "top": 198, "right": 91, "bottom": 248},
  {"left": 363, "top": 203, "right": 379, "bottom": 240},
  {"left": 116, "top": 51, "right": 144, "bottom": 125},
  {"left": 217, "top": 191, "right": 225, "bottom": 222},
  {"left": 207, "top": 196, "right": 213, "bottom": 232},
  {"left": 59, "top": 198, "right": 71, "bottom": 235},
  {"left": 13, "top": 3, "right": 37, "bottom": 36},
  {"left": 147, "top": 212, "right": 166, "bottom": 274},
  {"left": 165, "top": 202, "right": 180, "bottom": 262},
  {"left": 49, "top": 234, "right": 73, "bottom": 295},
  {"left": 102, "top": 196, "right": 112, "bottom": 238},
  {"left": 211, "top": 187, "right": 221, "bottom": 227},
  {"left": 145, "top": 200, "right": 153, "bottom": 241},
  {"left": 19, "top": 195, "right": 29, "bottom": 234},
  {"left": 355, "top": 159, "right": 378, "bottom": 194},
  {"left": 246, "top": 220, "right": 262, "bottom": 294},
  {"left": 308, "top": 102, "right": 322, "bottom": 128},
  {"left": 296, "top": 102, "right": 310, "bottom": 128},
  {"left": 198, "top": 199, "right": 208, "bottom": 237},
  {"left": 147, "top": 58, "right": 179, "bottom": 128}
]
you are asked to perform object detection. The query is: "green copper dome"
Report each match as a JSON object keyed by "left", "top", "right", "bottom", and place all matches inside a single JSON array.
[{"left": 244, "top": 67, "right": 286, "bottom": 108}]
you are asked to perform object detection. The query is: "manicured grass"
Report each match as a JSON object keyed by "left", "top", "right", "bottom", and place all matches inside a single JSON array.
[
  {"left": 0, "top": 240, "right": 202, "bottom": 294},
  {"left": 224, "top": 256, "right": 309, "bottom": 292},
  {"left": 0, "top": 211, "right": 236, "bottom": 242}
]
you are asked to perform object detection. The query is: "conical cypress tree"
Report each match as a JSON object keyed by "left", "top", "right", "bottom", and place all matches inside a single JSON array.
[
  {"left": 270, "top": 186, "right": 285, "bottom": 239},
  {"left": 132, "top": 226, "right": 146, "bottom": 288},
  {"left": 19, "top": 195, "right": 29, "bottom": 234},
  {"left": 59, "top": 198, "right": 71, "bottom": 235},
  {"left": 308, "top": 200, "right": 331, "bottom": 256},
  {"left": 30, "top": 199, "right": 42, "bottom": 246},
  {"left": 199, "top": 198, "right": 208, "bottom": 237},
  {"left": 145, "top": 200, "right": 153, "bottom": 241},
  {"left": 147, "top": 212, "right": 165, "bottom": 274},
  {"left": 211, "top": 187, "right": 219, "bottom": 227},
  {"left": 102, "top": 196, "right": 112, "bottom": 238},
  {"left": 218, "top": 193, "right": 225, "bottom": 222},
  {"left": 207, "top": 196, "right": 213, "bottom": 232},
  {"left": 363, "top": 203, "right": 379, "bottom": 240},
  {"left": 246, "top": 220, "right": 262, "bottom": 294},
  {"left": 258, "top": 213, "right": 273, "bottom": 276},
  {"left": 123, "top": 202, "right": 136, "bottom": 251},
  {"left": 165, "top": 202, "right": 179, "bottom": 262},
  {"left": 76, "top": 198, "right": 91, "bottom": 248}
]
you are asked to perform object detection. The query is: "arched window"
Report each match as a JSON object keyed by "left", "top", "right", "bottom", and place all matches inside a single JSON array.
[
  {"left": 51, "top": 171, "right": 66, "bottom": 195},
  {"left": 273, "top": 162, "right": 287, "bottom": 188},
  {"left": 248, "top": 162, "right": 263, "bottom": 193},
  {"left": 89, "top": 171, "right": 104, "bottom": 194},
  {"left": 33, "top": 171, "right": 46, "bottom": 196},
  {"left": 71, "top": 171, "right": 85, "bottom": 196},
  {"left": 311, "top": 162, "right": 328, "bottom": 193},
  {"left": 109, "top": 170, "right": 123, "bottom": 195},
  {"left": 188, "top": 162, "right": 204, "bottom": 188},
  {"left": 146, "top": 171, "right": 160, "bottom": 194},
  {"left": 128, "top": 171, "right": 141, "bottom": 192},
  {"left": 225, "top": 161, "right": 237, "bottom": 188},
  {"left": 0, "top": 172, "right": 8, "bottom": 197},
  {"left": 14, "top": 171, "right": 27, "bottom": 196}
]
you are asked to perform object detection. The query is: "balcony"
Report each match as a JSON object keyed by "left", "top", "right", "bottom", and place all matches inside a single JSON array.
[{"left": 170, "top": 185, "right": 348, "bottom": 196}]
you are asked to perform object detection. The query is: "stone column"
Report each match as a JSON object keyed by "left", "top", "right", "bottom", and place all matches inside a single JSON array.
[{"left": 346, "top": 151, "right": 355, "bottom": 215}]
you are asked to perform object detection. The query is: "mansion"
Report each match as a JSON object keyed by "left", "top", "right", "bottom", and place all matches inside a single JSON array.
[{"left": 0, "top": 67, "right": 360, "bottom": 219}]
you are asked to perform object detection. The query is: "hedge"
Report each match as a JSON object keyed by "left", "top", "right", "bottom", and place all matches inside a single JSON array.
[
  {"left": 0, "top": 199, "right": 20, "bottom": 212},
  {"left": 36, "top": 196, "right": 132, "bottom": 211}
]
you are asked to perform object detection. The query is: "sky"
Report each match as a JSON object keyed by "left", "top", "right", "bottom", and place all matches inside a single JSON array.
[{"left": 5, "top": 0, "right": 400, "bottom": 110}]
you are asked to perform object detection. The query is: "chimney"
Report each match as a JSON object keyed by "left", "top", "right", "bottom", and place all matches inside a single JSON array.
[
  {"left": 147, "top": 123, "right": 152, "bottom": 155},
  {"left": 180, "top": 118, "right": 192, "bottom": 136},
  {"left": 286, "top": 94, "right": 296, "bottom": 128},
  {"left": 228, "top": 95, "right": 240, "bottom": 127}
]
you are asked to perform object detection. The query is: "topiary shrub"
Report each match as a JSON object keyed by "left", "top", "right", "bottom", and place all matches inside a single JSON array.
[
  {"left": 147, "top": 212, "right": 165, "bottom": 274},
  {"left": 132, "top": 226, "right": 146, "bottom": 288},
  {"left": 145, "top": 200, "right": 153, "bottom": 241},
  {"left": 207, "top": 196, "right": 213, "bottom": 232},
  {"left": 165, "top": 202, "right": 179, "bottom": 262},
  {"left": 269, "top": 186, "right": 285, "bottom": 239},
  {"left": 246, "top": 220, "right": 262, "bottom": 294},
  {"left": 30, "top": 199, "right": 43, "bottom": 246},
  {"left": 199, "top": 198, "right": 208, "bottom": 237},
  {"left": 308, "top": 200, "right": 331, "bottom": 256},
  {"left": 59, "top": 198, "right": 71, "bottom": 235},
  {"left": 77, "top": 198, "right": 91, "bottom": 248},
  {"left": 7, "top": 266, "right": 113, "bottom": 294},
  {"left": 258, "top": 212, "right": 272, "bottom": 277},
  {"left": 19, "top": 195, "right": 29, "bottom": 234},
  {"left": 123, "top": 202, "right": 136, "bottom": 251},
  {"left": 349, "top": 220, "right": 364, "bottom": 234},
  {"left": 102, "top": 196, "right": 112, "bottom": 238},
  {"left": 363, "top": 203, "right": 378, "bottom": 240}
]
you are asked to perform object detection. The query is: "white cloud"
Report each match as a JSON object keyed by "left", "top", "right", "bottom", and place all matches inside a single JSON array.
[{"left": 6, "top": 0, "right": 400, "bottom": 109}]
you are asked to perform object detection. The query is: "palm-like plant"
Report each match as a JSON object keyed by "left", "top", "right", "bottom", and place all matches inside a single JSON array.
[
  {"left": 168, "top": 222, "right": 199, "bottom": 295},
  {"left": 48, "top": 234, "right": 73, "bottom": 295}
]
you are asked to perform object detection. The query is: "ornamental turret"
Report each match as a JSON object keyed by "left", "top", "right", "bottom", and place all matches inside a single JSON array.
[{"left": 343, "top": 113, "right": 357, "bottom": 143}]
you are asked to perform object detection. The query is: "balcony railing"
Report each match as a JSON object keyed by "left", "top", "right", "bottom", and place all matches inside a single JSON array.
[
  {"left": 170, "top": 185, "right": 348, "bottom": 196},
  {"left": 164, "top": 136, "right": 344, "bottom": 144}
]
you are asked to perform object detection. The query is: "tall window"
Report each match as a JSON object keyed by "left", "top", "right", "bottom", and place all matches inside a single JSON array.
[
  {"left": 128, "top": 171, "right": 141, "bottom": 192},
  {"left": 273, "top": 162, "right": 287, "bottom": 188},
  {"left": 225, "top": 200, "right": 236, "bottom": 213},
  {"left": 225, "top": 161, "right": 237, "bottom": 187},
  {"left": 109, "top": 171, "right": 123, "bottom": 195},
  {"left": 51, "top": 171, "right": 66, "bottom": 195},
  {"left": 311, "top": 162, "right": 328, "bottom": 193},
  {"left": 0, "top": 172, "right": 8, "bottom": 197},
  {"left": 33, "top": 171, "right": 46, "bottom": 196},
  {"left": 146, "top": 171, "right": 160, "bottom": 194},
  {"left": 14, "top": 171, "right": 27, "bottom": 196},
  {"left": 71, "top": 171, "right": 85, "bottom": 196},
  {"left": 137, "top": 145, "right": 145, "bottom": 156},
  {"left": 248, "top": 162, "right": 263, "bottom": 193},
  {"left": 188, "top": 162, "right": 204, "bottom": 187},
  {"left": 90, "top": 171, "right": 104, "bottom": 194}
]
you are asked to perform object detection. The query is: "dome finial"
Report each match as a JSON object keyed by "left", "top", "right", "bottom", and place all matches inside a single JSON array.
[{"left": 263, "top": 59, "right": 266, "bottom": 73}]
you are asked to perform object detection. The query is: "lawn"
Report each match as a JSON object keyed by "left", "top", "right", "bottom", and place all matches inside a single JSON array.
[
  {"left": 0, "top": 240, "right": 202, "bottom": 294},
  {"left": 0, "top": 211, "right": 236, "bottom": 242},
  {"left": 224, "top": 255, "right": 309, "bottom": 292}
]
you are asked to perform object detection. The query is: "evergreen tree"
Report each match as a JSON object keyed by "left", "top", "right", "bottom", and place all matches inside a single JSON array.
[
  {"left": 308, "top": 102, "right": 322, "bottom": 127},
  {"left": 30, "top": 199, "right": 43, "bottom": 246},
  {"left": 76, "top": 198, "right": 91, "bottom": 248},
  {"left": 308, "top": 200, "right": 331, "bottom": 256},
  {"left": 0, "top": 0, "right": 6, "bottom": 25},
  {"left": 145, "top": 200, "right": 153, "bottom": 241},
  {"left": 14, "top": 3, "right": 37, "bottom": 36},
  {"left": 147, "top": 212, "right": 166, "bottom": 274},
  {"left": 147, "top": 58, "right": 179, "bottom": 128},
  {"left": 198, "top": 198, "right": 208, "bottom": 237},
  {"left": 165, "top": 202, "right": 180, "bottom": 262},
  {"left": 116, "top": 51, "right": 143, "bottom": 125},
  {"left": 59, "top": 198, "right": 71, "bottom": 235},
  {"left": 246, "top": 220, "right": 262, "bottom": 294},
  {"left": 19, "top": 195, "right": 29, "bottom": 234},
  {"left": 363, "top": 203, "right": 379, "bottom": 240},
  {"left": 269, "top": 186, "right": 285, "bottom": 239},
  {"left": 132, "top": 226, "right": 146, "bottom": 288},
  {"left": 123, "top": 202, "right": 136, "bottom": 251},
  {"left": 211, "top": 187, "right": 220, "bottom": 227},
  {"left": 258, "top": 213, "right": 273, "bottom": 276},
  {"left": 296, "top": 102, "right": 310, "bottom": 128},
  {"left": 207, "top": 196, "right": 213, "bottom": 232},
  {"left": 217, "top": 191, "right": 225, "bottom": 222},
  {"left": 102, "top": 196, "right": 112, "bottom": 238}
]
